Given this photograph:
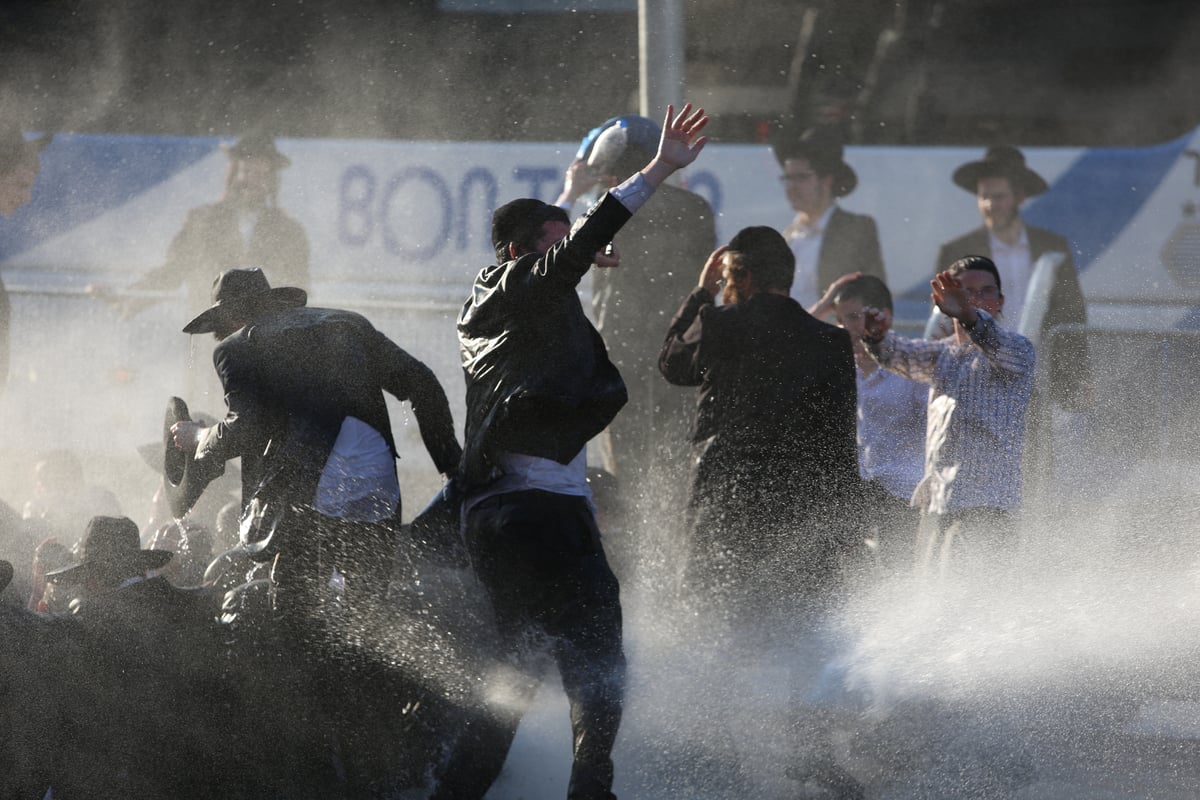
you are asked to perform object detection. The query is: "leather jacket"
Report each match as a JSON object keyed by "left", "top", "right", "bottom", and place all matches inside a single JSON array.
[{"left": 458, "top": 194, "right": 632, "bottom": 487}]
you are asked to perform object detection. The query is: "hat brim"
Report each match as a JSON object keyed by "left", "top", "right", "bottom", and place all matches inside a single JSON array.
[
  {"left": 46, "top": 550, "right": 174, "bottom": 585},
  {"left": 831, "top": 162, "right": 858, "bottom": 198},
  {"left": 952, "top": 160, "right": 1048, "bottom": 197},
  {"left": 182, "top": 287, "right": 306, "bottom": 334},
  {"left": 162, "top": 396, "right": 225, "bottom": 519}
]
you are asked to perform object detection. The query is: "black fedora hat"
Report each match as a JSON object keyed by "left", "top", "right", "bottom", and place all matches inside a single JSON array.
[
  {"left": 221, "top": 131, "right": 290, "bottom": 169},
  {"left": 774, "top": 126, "right": 858, "bottom": 197},
  {"left": 952, "top": 145, "right": 1049, "bottom": 197},
  {"left": 183, "top": 267, "right": 306, "bottom": 335},
  {"left": 46, "top": 516, "right": 172, "bottom": 586},
  {"left": 162, "top": 397, "right": 225, "bottom": 519},
  {"left": 138, "top": 409, "right": 233, "bottom": 475}
]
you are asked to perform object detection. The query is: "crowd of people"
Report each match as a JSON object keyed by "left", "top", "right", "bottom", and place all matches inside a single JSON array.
[{"left": 0, "top": 97, "right": 1088, "bottom": 799}]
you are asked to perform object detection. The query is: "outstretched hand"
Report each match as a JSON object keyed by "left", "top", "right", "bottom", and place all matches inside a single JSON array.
[
  {"left": 809, "top": 270, "right": 862, "bottom": 318},
  {"left": 655, "top": 103, "right": 710, "bottom": 170},
  {"left": 931, "top": 269, "right": 976, "bottom": 324},
  {"left": 863, "top": 306, "right": 890, "bottom": 342}
]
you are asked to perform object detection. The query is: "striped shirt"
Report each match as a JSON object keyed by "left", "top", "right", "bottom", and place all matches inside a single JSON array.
[{"left": 866, "top": 311, "right": 1035, "bottom": 514}]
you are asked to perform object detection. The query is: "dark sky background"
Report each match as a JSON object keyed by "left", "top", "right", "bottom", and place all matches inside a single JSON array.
[{"left": 2, "top": 0, "right": 1200, "bottom": 146}]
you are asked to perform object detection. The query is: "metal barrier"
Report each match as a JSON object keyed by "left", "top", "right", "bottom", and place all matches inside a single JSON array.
[{"left": 1025, "top": 322, "right": 1200, "bottom": 523}]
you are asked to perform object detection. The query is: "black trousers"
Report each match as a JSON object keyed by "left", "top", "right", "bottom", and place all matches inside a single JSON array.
[{"left": 432, "top": 490, "right": 626, "bottom": 800}]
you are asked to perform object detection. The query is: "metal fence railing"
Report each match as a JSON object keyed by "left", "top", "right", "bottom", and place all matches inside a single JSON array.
[{"left": 1025, "top": 323, "right": 1200, "bottom": 524}]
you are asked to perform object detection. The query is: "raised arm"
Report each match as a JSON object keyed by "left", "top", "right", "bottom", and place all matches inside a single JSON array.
[{"left": 639, "top": 103, "right": 709, "bottom": 190}]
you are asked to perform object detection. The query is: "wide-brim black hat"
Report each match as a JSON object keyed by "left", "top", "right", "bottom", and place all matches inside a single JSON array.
[
  {"left": 46, "top": 516, "right": 173, "bottom": 585},
  {"left": 138, "top": 410, "right": 236, "bottom": 474},
  {"left": 162, "top": 397, "right": 225, "bottom": 519},
  {"left": 952, "top": 145, "right": 1049, "bottom": 197},
  {"left": 183, "top": 267, "right": 306, "bottom": 334},
  {"left": 774, "top": 126, "right": 858, "bottom": 198}
]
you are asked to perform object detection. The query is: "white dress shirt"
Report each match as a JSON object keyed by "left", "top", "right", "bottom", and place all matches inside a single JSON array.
[
  {"left": 784, "top": 204, "right": 836, "bottom": 309},
  {"left": 988, "top": 226, "right": 1032, "bottom": 324}
]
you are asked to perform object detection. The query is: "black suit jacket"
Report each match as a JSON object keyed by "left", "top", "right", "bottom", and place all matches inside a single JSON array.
[
  {"left": 814, "top": 207, "right": 887, "bottom": 296},
  {"left": 196, "top": 306, "right": 461, "bottom": 512},
  {"left": 936, "top": 223, "right": 1088, "bottom": 408},
  {"left": 591, "top": 183, "right": 716, "bottom": 475},
  {"left": 659, "top": 289, "right": 859, "bottom": 500},
  {"left": 135, "top": 202, "right": 311, "bottom": 316}
]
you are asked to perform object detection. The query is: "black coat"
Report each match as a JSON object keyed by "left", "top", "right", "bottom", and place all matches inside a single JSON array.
[
  {"left": 458, "top": 193, "right": 632, "bottom": 487},
  {"left": 134, "top": 202, "right": 311, "bottom": 316},
  {"left": 815, "top": 206, "right": 887, "bottom": 295},
  {"left": 590, "top": 184, "right": 716, "bottom": 476},
  {"left": 195, "top": 306, "right": 461, "bottom": 519},
  {"left": 659, "top": 289, "right": 860, "bottom": 588}
]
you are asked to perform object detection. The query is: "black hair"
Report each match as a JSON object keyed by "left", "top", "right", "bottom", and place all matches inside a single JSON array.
[
  {"left": 948, "top": 255, "right": 1002, "bottom": 294},
  {"left": 490, "top": 198, "right": 570, "bottom": 262},
  {"left": 832, "top": 273, "right": 893, "bottom": 312},
  {"left": 726, "top": 226, "right": 795, "bottom": 292}
]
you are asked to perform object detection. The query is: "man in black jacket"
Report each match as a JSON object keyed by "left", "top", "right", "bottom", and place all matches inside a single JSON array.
[
  {"left": 774, "top": 125, "right": 886, "bottom": 312},
  {"left": 171, "top": 268, "right": 461, "bottom": 628},
  {"left": 171, "top": 268, "right": 462, "bottom": 796},
  {"left": 130, "top": 133, "right": 311, "bottom": 316},
  {"left": 660, "top": 227, "right": 860, "bottom": 613},
  {"left": 435, "top": 104, "right": 708, "bottom": 800}
]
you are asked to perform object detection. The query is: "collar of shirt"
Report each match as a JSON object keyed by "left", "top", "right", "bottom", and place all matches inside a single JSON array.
[
  {"left": 987, "top": 223, "right": 1030, "bottom": 256},
  {"left": 858, "top": 362, "right": 889, "bottom": 385},
  {"left": 785, "top": 204, "right": 836, "bottom": 240}
]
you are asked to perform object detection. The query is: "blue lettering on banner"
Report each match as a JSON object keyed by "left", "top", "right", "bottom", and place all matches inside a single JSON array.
[
  {"left": 337, "top": 162, "right": 727, "bottom": 261},
  {"left": 513, "top": 166, "right": 561, "bottom": 201},
  {"left": 339, "top": 165, "right": 376, "bottom": 247},
  {"left": 381, "top": 167, "right": 452, "bottom": 259}
]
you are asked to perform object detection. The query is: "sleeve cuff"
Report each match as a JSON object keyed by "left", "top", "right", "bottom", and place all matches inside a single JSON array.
[{"left": 610, "top": 173, "right": 654, "bottom": 214}]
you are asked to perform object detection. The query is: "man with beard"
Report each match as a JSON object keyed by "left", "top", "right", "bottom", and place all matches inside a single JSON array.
[
  {"left": 659, "top": 227, "right": 860, "bottom": 613},
  {"left": 774, "top": 125, "right": 886, "bottom": 312},
  {"left": 935, "top": 145, "right": 1087, "bottom": 408},
  {"left": 90, "top": 132, "right": 314, "bottom": 405},
  {"left": 128, "top": 132, "right": 310, "bottom": 316},
  {"left": 436, "top": 103, "right": 708, "bottom": 800}
]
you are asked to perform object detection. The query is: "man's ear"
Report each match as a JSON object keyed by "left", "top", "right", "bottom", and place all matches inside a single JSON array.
[{"left": 507, "top": 242, "right": 520, "bottom": 260}]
